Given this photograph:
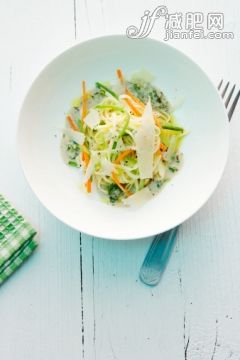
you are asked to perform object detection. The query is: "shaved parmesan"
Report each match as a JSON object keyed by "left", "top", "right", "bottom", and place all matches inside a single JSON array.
[
  {"left": 66, "top": 128, "right": 85, "bottom": 145},
  {"left": 135, "top": 99, "right": 155, "bottom": 179},
  {"left": 84, "top": 109, "right": 100, "bottom": 129},
  {"left": 123, "top": 187, "right": 153, "bottom": 207},
  {"left": 100, "top": 158, "right": 115, "bottom": 176}
]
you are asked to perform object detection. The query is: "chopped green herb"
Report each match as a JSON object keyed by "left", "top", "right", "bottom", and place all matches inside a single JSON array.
[
  {"left": 66, "top": 142, "right": 81, "bottom": 160},
  {"left": 133, "top": 83, "right": 141, "bottom": 92},
  {"left": 68, "top": 161, "right": 78, "bottom": 167},
  {"left": 107, "top": 183, "right": 123, "bottom": 203},
  {"left": 112, "top": 141, "right": 117, "bottom": 150},
  {"left": 169, "top": 166, "right": 178, "bottom": 172},
  {"left": 156, "top": 181, "right": 162, "bottom": 188},
  {"left": 127, "top": 80, "right": 170, "bottom": 113}
]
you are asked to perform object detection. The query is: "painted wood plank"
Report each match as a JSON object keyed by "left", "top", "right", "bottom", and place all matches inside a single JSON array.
[{"left": 0, "top": 1, "right": 84, "bottom": 359}]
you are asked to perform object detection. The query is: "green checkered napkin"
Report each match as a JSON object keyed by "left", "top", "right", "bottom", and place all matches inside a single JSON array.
[{"left": 0, "top": 194, "right": 38, "bottom": 285}]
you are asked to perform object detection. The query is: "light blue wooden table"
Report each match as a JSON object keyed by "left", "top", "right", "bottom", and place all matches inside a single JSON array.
[{"left": 0, "top": 0, "right": 240, "bottom": 359}]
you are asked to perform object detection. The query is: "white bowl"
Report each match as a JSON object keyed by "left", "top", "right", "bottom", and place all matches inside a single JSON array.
[{"left": 18, "top": 35, "right": 229, "bottom": 240}]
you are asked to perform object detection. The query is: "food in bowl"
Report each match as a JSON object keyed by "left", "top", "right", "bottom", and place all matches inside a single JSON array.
[
  {"left": 18, "top": 36, "right": 229, "bottom": 239},
  {"left": 61, "top": 68, "right": 187, "bottom": 206}
]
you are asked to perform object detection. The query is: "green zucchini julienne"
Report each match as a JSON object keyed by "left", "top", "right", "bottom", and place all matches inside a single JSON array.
[
  {"left": 162, "top": 124, "right": 184, "bottom": 132},
  {"left": 112, "top": 114, "right": 130, "bottom": 150},
  {"left": 95, "top": 104, "right": 125, "bottom": 112},
  {"left": 95, "top": 82, "right": 119, "bottom": 100}
]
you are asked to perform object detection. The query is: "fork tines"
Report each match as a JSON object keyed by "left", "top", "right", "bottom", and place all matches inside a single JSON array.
[{"left": 218, "top": 80, "right": 240, "bottom": 121}]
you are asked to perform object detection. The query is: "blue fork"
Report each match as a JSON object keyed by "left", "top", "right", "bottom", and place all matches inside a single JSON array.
[{"left": 139, "top": 81, "right": 240, "bottom": 286}]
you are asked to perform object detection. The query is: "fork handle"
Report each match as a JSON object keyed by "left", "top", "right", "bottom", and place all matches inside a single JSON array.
[{"left": 139, "top": 226, "right": 179, "bottom": 286}]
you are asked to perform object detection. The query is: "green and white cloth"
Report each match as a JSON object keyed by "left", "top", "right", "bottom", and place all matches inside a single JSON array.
[{"left": 0, "top": 194, "right": 38, "bottom": 285}]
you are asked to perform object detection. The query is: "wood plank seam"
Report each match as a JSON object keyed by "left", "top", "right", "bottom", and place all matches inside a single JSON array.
[
  {"left": 83, "top": 0, "right": 91, "bottom": 33},
  {"left": 73, "top": 0, "right": 77, "bottom": 39},
  {"left": 210, "top": 320, "right": 219, "bottom": 360},
  {"left": 92, "top": 237, "right": 97, "bottom": 360},
  {"left": 184, "top": 312, "right": 189, "bottom": 360},
  {"left": 80, "top": 233, "right": 85, "bottom": 359}
]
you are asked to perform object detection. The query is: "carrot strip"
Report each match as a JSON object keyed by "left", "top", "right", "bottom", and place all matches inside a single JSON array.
[
  {"left": 114, "top": 149, "right": 134, "bottom": 164},
  {"left": 116, "top": 68, "right": 125, "bottom": 86},
  {"left": 124, "top": 98, "right": 142, "bottom": 116},
  {"left": 116, "top": 69, "right": 145, "bottom": 116},
  {"left": 84, "top": 152, "right": 90, "bottom": 167},
  {"left": 82, "top": 80, "right": 87, "bottom": 120},
  {"left": 85, "top": 178, "right": 92, "bottom": 193},
  {"left": 66, "top": 115, "right": 79, "bottom": 131},
  {"left": 111, "top": 172, "right": 132, "bottom": 197},
  {"left": 116, "top": 69, "right": 144, "bottom": 106},
  {"left": 125, "top": 94, "right": 162, "bottom": 125},
  {"left": 81, "top": 151, "right": 90, "bottom": 166},
  {"left": 125, "top": 92, "right": 161, "bottom": 126},
  {"left": 160, "top": 143, "right": 167, "bottom": 152},
  {"left": 125, "top": 92, "right": 162, "bottom": 128},
  {"left": 116, "top": 68, "right": 160, "bottom": 124},
  {"left": 125, "top": 89, "right": 145, "bottom": 107}
]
